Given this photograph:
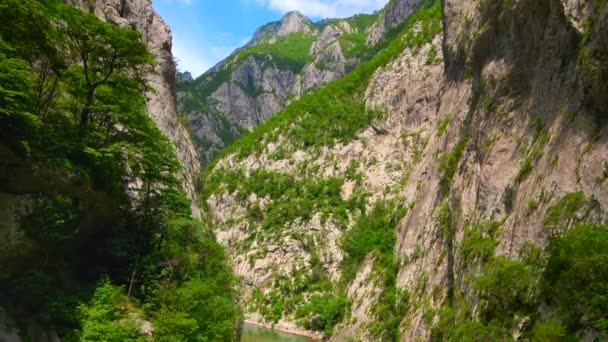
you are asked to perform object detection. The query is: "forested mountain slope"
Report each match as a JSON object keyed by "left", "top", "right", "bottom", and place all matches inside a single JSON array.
[
  {"left": 177, "top": 9, "right": 384, "bottom": 166},
  {"left": 203, "top": 0, "right": 608, "bottom": 340},
  {"left": 0, "top": 0, "right": 239, "bottom": 340}
]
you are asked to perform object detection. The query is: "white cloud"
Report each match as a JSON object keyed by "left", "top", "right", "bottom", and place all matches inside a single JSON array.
[
  {"left": 172, "top": 35, "right": 242, "bottom": 77},
  {"left": 256, "top": 0, "right": 387, "bottom": 18}
]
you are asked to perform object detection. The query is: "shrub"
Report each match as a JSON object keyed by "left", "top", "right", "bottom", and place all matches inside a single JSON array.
[
  {"left": 296, "top": 293, "right": 349, "bottom": 334},
  {"left": 531, "top": 320, "right": 566, "bottom": 342},
  {"left": 459, "top": 220, "right": 502, "bottom": 265},
  {"left": 432, "top": 306, "right": 510, "bottom": 341},
  {"left": 515, "top": 156, "right": 533, "bottom": 184},
  {"left": 543, "top": 192, "right": 589, "bottom": 236},
  {"left": 77, "top": 280, "right": 141, "bottom": 342},
  {"left": 438, "top": 134, "right": 469, "bottom": 196},
  {"left": 340, "top": 201, "right": 406, "bottom": 284},
  {"left": 472, "top": 257, "right": 540, "bottom": 321},
  {"left": 19, "top": 194, "right": 80, "bottom": 246},
  {"left": 437, "top": 113, "right": 452, "bottom": 137},
  {"left": 543, "top": 224, "right": 608, "bottom": 335}
]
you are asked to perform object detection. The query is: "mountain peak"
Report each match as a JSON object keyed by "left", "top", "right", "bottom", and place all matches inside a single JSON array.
[
  {"left": 249, "top": 10, "right": 314, "bottom": 45},
  {"left": 281, "top": 10, "right": 307, "bottom": 22},
  {"left": 277, "top": 10, "right": 313, "bottom": 36}
]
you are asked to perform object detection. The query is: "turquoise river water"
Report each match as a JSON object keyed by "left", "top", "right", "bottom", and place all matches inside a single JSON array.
[{"left": 241, "top": 323, "right": 314, "bottom": 342}]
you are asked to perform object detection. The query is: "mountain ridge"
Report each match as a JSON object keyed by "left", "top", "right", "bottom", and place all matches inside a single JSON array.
[{"left": 176, "top": 5, "right": 396, "bottom": 166}]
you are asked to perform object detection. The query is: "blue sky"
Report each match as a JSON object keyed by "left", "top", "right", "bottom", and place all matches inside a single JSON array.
[{"left": 153, "top": 0, "right": 388, "bottom": 78}]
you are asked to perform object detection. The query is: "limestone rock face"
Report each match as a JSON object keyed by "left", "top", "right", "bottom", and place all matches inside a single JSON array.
[
  {"left": 177, "top": 71, "right": 194, "bottom": 83},
  {"left": 66, "top": 0, "right": 202, "bottom": 218},
  {"left": 303, "top": 22, "right": 359, "bottom": 91},
  {"left": 206, "top": 0, "right": 608, "bottom": 340},
  {"left": 561, "top": 0, "right": 593, "bottom": 31},
  {"left": 367, "top": 0, "right": 426, "bottom": 44}
]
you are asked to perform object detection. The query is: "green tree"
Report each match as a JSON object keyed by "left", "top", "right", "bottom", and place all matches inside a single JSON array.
[
  {"left": 543, "top": 224, "right": 608, "bottom": 335},
  {"left": 56, "top": 4, "right": 152, "bottom": 131},
  {"left": 473, "top": 256, "right": 540, "bottom": 321},
  {"left": 150, "top": 219, "right": 242, "bottom": 341},
  {"left": 531, "top": 321, "right": 566, "bottom": 342},
  {"left": 0, "top": 37, "right": 38, "bottom": 146},
  {"left": 77, "top": 279, "right": 142, "bottom": 342},
  {"left": 19, "top": 194, "right": 80, "bottom": 247},
  {"left": 0, "top": 0, "right": 64, "bottom": 120}
]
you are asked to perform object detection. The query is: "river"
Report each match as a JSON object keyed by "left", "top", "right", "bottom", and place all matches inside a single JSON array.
[{"left": 241, "top": 323, "right": 315, "bottom": 342}]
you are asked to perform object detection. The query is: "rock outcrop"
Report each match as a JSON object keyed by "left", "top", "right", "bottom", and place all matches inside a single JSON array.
[
  {"left": 249, "top": 11, "right": 315, "bottom": 45},
  {"left": 66, "top": 0, "right": 202, "bottom": 217},
  {"left": 367, "top": 0, "right": 426, "bottom": 44}
]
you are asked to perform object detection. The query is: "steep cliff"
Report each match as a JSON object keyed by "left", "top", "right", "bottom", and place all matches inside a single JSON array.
[
  {"left": 366, "top": 0, "right": 426, "bottom": 44},
  {"left": 177, "top": 10, "right": 382, "bottom": 166},
  {"left": 204, "top": 0, "right": 608, "bottom": 340},
  {"left": 66, "top": 0, "right": 201, "bottom": 217}
]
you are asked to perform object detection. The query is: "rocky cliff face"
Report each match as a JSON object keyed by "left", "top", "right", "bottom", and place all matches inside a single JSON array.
[
  {"left": 367, "top": 0, "right": 426, "bottom": 44},
  {"left": 177, "top": 10, "right": 382, "bottom": 166},
  {"left": 205, "top": 0, "right": 608, "bottom": 340},
  {"left": 66, "top": 0, "right": 202, "bottom": 217}
]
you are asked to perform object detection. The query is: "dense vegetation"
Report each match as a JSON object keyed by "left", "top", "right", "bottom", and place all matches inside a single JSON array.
[
  {"left": 0, "top": 0, "right": 240, "bottom": 340},
  {"left": 205, "top": 168, "right": 368, "bottom": 230},
  {"left": 432, "top": 193, "right": 608, "bottom": 341}
]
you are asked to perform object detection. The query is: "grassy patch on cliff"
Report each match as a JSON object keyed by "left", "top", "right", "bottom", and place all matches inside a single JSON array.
[
  {"left": 460, "top": 219, "right": 503, "bottom": 265},
  {"left": 235, "top": 32, "right": 316, "bottom": 73},
  {"left": 338, "top": 12, "right": 381, "bottom": 59},
  {"left": 340, "top": 200, "right": 410, "bottom": 340},
  {"left": 205, "top": 168, "right": 368, "bottom": 230}
]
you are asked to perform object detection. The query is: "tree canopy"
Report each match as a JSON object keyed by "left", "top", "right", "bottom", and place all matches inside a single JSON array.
[{"left": 0, "top": 1, "right": 240, "bottom": 340}]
